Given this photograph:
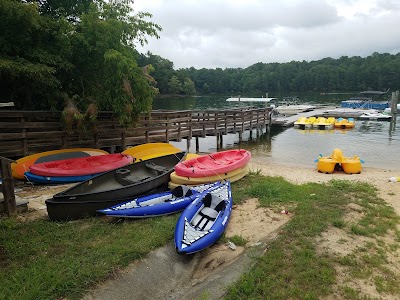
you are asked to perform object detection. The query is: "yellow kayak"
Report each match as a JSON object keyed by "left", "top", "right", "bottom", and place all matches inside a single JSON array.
[
  {"left": 122, "top": 143, "right": 181, "bottom": 162},
  {"left": 168, "top": 165, "right": 248, "bottom": 189},
  {"left": 11, "top": 148, "right": 108, "bottom": 180}
]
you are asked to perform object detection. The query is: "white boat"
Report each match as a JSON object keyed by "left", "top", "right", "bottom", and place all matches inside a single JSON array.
[
  {"left": 323, "top": 108, "right": 379, "bottom": 117},
  {"left": 226, "top": 97, "right": 278, "bottom": 102},
  {"left": 384, "top": 104, "right": 400, "bottom": 113},
  {"left": 358, "top": 112, "right": 392, "bottom": 121},
  {"left": 273, "top": 104, "right": 316, "bottom": 116}
]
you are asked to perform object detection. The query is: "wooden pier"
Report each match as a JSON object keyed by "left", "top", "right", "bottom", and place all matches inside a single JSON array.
[{"left": 0, "top": 107, "right": 272, "bottom": 158}]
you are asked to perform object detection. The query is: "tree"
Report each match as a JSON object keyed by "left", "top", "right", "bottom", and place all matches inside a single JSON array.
[
  {"left": 182, "top": 78, "right": 196, "bottom": 95},
  {"left": 0, "top": 0, "right": 162, "bottom": 126},
  {"left": 0, "top": 0, "right": 72, "bottom": 109},
  {"left": 168, "top": 75, "right": 182, "bottom": 94}
]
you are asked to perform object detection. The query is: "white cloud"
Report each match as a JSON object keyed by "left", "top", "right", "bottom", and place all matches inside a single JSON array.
[{"left": 133, "top": 0, "right": 400, "bottom": 69}]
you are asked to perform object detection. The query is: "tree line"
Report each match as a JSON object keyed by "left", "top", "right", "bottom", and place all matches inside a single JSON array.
[
  {"left": 1, "top": 1, "right": 399, "bottom": 127},
  {"left": 142, "top": 52, "right": 400, "bottom": 96}
]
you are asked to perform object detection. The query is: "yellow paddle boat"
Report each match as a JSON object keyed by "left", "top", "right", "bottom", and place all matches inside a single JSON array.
[
  {"left": 316, "top": 148, "right": 362, "bottom": 174},
  {"left": 334, "top": 117, "right": 355, "bottom": 129},
  {"left": 313, "top": 117, "right": 334, "bottom": 130},
  {"left": 294, "top": 116, "right": 316, "bottom": 129}
]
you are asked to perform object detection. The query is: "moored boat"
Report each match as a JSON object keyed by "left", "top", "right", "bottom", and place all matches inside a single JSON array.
[
  {"left": 358, "top": 112, "right": 392, "bottom": 121},
  {"left": 174, "top": 149, "right": 251, "bottom": 178},
  {"left": 312, "top": 117, "right": 334, "bottom": 129},
  {"left": 174, "top": 181, "right": 232, "bottom": 255},
  {"left": 97, "top": 182, "right": 220, "bottom": 218},
  {"left": 334, "top": 117, "right": 355, "bottom": 129},
  {"left": 46, "top": 152, "right": 186, "bottom": 221}
]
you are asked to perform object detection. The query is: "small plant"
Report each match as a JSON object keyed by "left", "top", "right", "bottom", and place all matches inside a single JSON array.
[
  {"left": 332, "top": 219, "right": 345, "bottom": 228},
  {"left": 229, "top": 235, "right": 247, "bottom": 247}
]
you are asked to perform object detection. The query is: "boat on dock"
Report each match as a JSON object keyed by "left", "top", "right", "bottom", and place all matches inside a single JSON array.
[{"left": 358, "top": 112, "right": 392, "bottom": 121}]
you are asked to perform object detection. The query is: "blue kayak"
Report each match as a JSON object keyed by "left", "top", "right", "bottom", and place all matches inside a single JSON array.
[
  {"left": 174, "top": 181, "right": 232, "bottom": 255},
  {"left": 97, "top": 182, "right": 221, "bottom": 218},
  {"left": 24, "top": 172, "right": 100, "bottom": 184}
]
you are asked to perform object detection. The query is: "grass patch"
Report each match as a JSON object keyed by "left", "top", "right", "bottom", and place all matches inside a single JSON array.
[
  {"left": 1, "top": 174, "right": 399, "bottom": 299},
  {"left": 0, "top": 215, "right": 178, "bottom": 300},
  {"left": 226, "top": 175, "right": 400, "bottom": 299},
  {"left": 229, "top": 235, "right": 247, "bottom": 247}
]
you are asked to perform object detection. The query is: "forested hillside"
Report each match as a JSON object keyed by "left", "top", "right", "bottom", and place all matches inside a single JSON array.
[{"left": 140, "top": 52, "right": 400, "bottom": 95}]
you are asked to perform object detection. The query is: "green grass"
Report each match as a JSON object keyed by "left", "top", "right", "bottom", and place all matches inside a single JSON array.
[
  {"left": 1, "top": 174, "right": 400, "bottom": 300},
  {"left": 225, "top": 174, "right": 400, "bottom": 299},
  {"left": 0, "top": 215, "right": 179, "bottom": 300}
]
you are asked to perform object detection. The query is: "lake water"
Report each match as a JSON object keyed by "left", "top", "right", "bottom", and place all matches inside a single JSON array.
[{"left": 153, "top": 95, "right": 400, "bottom": 171}]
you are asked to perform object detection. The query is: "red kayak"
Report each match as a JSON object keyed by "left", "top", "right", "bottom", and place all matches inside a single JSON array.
[
  {"left": 29, "top": 154, "right": 134, "bottom": 177},
  {"left": 174, "top": 149, "right": 251, "bottom": 178}
]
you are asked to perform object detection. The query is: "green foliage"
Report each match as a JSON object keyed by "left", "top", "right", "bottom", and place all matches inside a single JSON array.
[
  {"left": 174, "top": 52, "right": 400, "bottom": 95},
  {"left": 168, "top": 75, "right": 182, "bottom": 94},
  {"left": 0, "top": 0, "right": 161, "bottom": 126},
  {"left": 182, "top": 77, "right": 197, "bottom": 95}
]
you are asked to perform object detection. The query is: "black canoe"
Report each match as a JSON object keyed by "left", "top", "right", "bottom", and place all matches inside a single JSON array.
[{"left": 46, "top": 151, "right": 186, "bottom": 221}]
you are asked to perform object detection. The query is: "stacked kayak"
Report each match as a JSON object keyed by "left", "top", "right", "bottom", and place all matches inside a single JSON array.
[
  {"left": 169, "top": 149, "right": 250, "bottom": 188},
  {"left": 98, "top": 182, "right": 220, "bottom": 218},
  {"left": 334, "top": 117, "right": 355, "bottom": 129},
  {"left": 24, "top": 154, "right": 134, "bottom": 184},
  {"left": 122, "top": 142, "right": 181, "bottom": 162},
  {"left": 45, "top": 151, "right": 186, "bottom": 221},
  {"left": 315, "top": 148, "right": 362, "bottom": 174},
  {"left": 175, "top": 181, "right": 232, "bottom": 255},
  {"left": 11, "top": 148, "right": 108, "bottom": 180}
]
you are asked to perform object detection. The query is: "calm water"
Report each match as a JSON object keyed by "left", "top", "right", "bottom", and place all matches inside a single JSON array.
[{"left": 154, "top": 95, "right": 400, "bottom": 171}]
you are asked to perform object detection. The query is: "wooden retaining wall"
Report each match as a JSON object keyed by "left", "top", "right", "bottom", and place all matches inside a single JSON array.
[{"left": 0, "top": 107, "right": 272, "bottom": 158}]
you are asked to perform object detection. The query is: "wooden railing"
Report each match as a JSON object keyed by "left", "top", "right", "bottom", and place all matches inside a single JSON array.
[{"left": 0, "top": 107, "right": 272, "bottom": 158}]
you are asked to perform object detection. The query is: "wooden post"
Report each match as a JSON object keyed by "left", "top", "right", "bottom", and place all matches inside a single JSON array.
[
  {"left": 121, "top": 130, "right": 126, "bottom": 151},
  {"left": 391, "top": 91, "right": 399, "bottom": 114},
  {"left": 195, "top": 137, "right": 199, "bottom": 152},
  {"left": 0, "top": 156, "right": 17, "bottom": 217}
]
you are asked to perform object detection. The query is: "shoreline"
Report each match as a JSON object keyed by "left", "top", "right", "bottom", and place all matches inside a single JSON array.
[
  {"left": 9, "top": 159, "right": 400, "bottom": 220},
  {"left": 249, "top": 159, "right": 400, "bottom": 215}
]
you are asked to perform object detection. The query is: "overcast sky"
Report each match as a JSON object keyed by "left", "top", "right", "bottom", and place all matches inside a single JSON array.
[{"left": 133, "top": 0, "right": 400, "bottom": 69}]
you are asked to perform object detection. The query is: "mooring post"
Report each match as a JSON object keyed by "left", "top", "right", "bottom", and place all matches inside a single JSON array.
[
  {"left": 0, "top": 156, "right": 17, "bottom": 217},
  {"left": 195, "top": 137, "right": 199, "bottom": 153},
  {"left": 391, "top": 91, "right": 399, "bottom": 114}
]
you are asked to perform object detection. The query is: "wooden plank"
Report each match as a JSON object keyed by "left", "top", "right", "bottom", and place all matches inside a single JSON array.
[{"left": 0, "top": 158, "right": 17, "bottom": 216}]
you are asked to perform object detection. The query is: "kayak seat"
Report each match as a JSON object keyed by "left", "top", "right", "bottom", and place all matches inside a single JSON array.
[
  {"left": 145, "top": 162, "right": 168, "bottom": 175},
  {"left": 171, "top": 185, "right": 193, "bottom": 198},
  {"left": 191, "top": 193, "right": 226, "bottom": 231}
]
